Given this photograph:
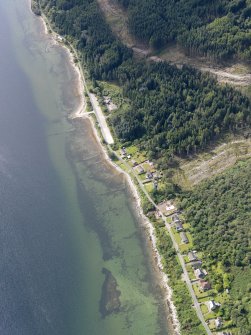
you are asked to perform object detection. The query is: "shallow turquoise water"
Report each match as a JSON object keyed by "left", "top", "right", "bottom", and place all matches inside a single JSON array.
[{"left": 0, "top": 1, "right": 169, "bottom": 334}]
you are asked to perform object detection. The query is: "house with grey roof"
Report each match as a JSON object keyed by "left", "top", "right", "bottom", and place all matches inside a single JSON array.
[
  {"left": 192, "top": 260, "right": 202, "bottom": 269},
  {"left": 180, "top": 232, "right": 188, "bottom": 244},
  {"left": 188, "top": 251, "right": 197, "bottom": 261},
  {"left": 175, "top": 222, "right": 183, "bottom": 232},
  {"left": 137, "top": 165, "right": 145, "bottom": 174},
  {"left": 172, "top": 214, "right": 181, "bottom": 223}
]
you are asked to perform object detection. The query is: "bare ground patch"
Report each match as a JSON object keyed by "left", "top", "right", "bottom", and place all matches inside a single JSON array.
[
  {"left": 172, "top": 137, "right": 251, "bottom": 189},
  {"left": 97, "top": 0, "right": 251, "bottom": 88}
]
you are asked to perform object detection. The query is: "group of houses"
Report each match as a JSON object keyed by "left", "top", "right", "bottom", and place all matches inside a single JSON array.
[
  {"left": 120, "top": 148, "right": 159, "bottom": 191},
  {"left": 187, "top": 251, "right": 224, "bottom": 330},
  {"left": 187, "top": 250, "right": 212, "bottom": 293},
  {"left": 172, "top": 214, "right": 189, "bottom": 243},
  {"left": 171, "top": 215, "right": 214, "bottom": 295},
  {"left": 119, "top": 147, "right": 230, "bottom": 333}
]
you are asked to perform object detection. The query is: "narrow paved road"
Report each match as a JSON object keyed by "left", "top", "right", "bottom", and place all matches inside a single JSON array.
[{"left": 109, "top": 146, "right": 212, "bottom": 335}]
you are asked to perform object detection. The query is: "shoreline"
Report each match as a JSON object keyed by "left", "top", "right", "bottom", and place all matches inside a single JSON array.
[
  {"left": 31, "top": 3, "right": 181, "bottom": 334},
  {"left": 34, "top": 4, "right": 86, "bottom": 120}
]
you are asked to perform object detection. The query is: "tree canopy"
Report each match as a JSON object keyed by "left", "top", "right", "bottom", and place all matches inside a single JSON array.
[
  {"left": 117, "top": 0, "right": 251, "bottom": 61},
  {"left": 40, "top": 0, "right": 251, "bottom": 160}
]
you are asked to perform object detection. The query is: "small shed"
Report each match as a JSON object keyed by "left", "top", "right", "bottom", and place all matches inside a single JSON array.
[
  {"left": 121, "top": 147, "right": 126, "bottom": 154},
  {"left": 180, "top": 232, "right": 188, "bottom": 244},
  {"left": 153, "top": 180, "right": 158, "bottom": 191}
]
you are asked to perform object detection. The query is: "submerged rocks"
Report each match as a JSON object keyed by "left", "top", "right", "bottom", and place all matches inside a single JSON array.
[{"left": 99, "top": 268, "right": 121, "bottom": 318}]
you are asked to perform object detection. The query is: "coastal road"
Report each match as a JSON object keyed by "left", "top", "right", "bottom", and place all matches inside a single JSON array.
[{"left": 109, "top": 149, "right": 212, "bottom": 335}]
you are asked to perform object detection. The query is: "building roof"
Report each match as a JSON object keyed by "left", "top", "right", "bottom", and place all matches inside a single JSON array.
[
  {"left": 146, "top": 171, "right": 153, "bottom": 179},
  {"left": 175, "top": 222, "right": 183, "bottom": 229},
  {"left": 188, "top": 251, "right": 197, "bottom": 261},
  {"left": 199, "top": 280, "right": 211, "bottom": 290},
  {"left": 172, "top": 214, "right": 180, "bottom": 222},
  {"left": 195, "top": 268, "right": 205, "bottom": 278},
  {"left": 191, "top": 260, "right": 202, "bottom": 269},
  {"left": 209, "top": 300, "right": 217, "bottom": 310},
  {"left": 180, "top": 232, "right": 188, "bottom": 243},
  {"left": 137, "top": 165, "right": 144, "bottom": 174},
  {"left": 215, "top": 317, "right": 222, "bottom": 328}
]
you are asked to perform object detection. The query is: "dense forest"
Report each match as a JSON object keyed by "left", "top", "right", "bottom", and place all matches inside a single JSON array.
[
  {"left": 112, "top": 61, "right": 250, "bottom": 157},
  {"left": 40, "top": 0, "right": 251, "bottom": 159},
  {"left": 117, "top": 0, "right": 251, "bottom": 61},
  {"left": 179, "top": 159, "right": 251, "bottom": 333},
  {"left": 180, "top": 159, "right": 251, "bottom": 267}
]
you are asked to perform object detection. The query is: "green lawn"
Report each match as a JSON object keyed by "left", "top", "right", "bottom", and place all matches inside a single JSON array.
[
  {"left": 184, "top": 255, "right": 190, "bottom": 263},
  {"left": 186, "top": 264, "right": 196, "bottom": 280},
  {"left": 208, "top": 319, "right": 215, "bottom": 330},
  {"left": 125, "top": 145, "right": 138, "bottom": 156},
  {"left": 200, "top": 303, "right": 208, "bottom": 314},
  {"left": 145, "top": 183, "right": 154, "bottom": 193},
  {"left": 183, "top": 223, "right": 190, "bottom": 230},
  {"left": 204, "top": 311, "right": 217, "bottom": 321}
]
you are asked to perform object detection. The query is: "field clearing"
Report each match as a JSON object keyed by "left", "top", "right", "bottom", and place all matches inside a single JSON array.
[
  {"left": 97, "top": 0, "right": 135, "bottom": 47},
  {"left": 172, "top": 137, "right": 251, "bottom": 189}
]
